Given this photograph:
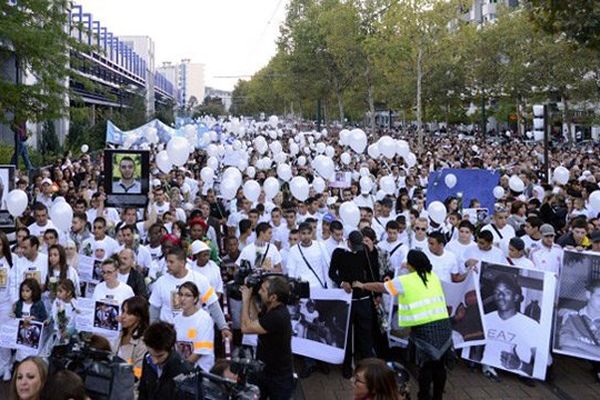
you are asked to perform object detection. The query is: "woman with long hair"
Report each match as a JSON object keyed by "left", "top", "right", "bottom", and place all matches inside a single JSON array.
[
  {"left": 9, "top": 356, "right": 48, "bottom": 400},
  {"left": 354, "top": 250, "right": 452, "bottom": 400},
  {"left": 353, "top": 358, "right": 402, "bottom": 400},
  {"left": 114, "top": 296, "right": 149, "bottom": 380},
  {"left": 46, "top": 245, "right": 80, "bottom": 298}
]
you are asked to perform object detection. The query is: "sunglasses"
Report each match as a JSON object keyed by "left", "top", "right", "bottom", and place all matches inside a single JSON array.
[{"left": 414, "top": 227, "right": 427, "bottom": 232}]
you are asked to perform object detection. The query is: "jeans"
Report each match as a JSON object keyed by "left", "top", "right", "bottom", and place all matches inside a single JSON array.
[
  {"left": 257, "top": 372, "right": 294, "bottom": 400},
  {"left": 343, "top": 297, "right": 375, "bottom": 372},
  {"left": 11, "top": 137, "right": 33, "bottom": 171}
]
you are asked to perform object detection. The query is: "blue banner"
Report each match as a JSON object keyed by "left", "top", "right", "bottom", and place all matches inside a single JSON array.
[
  {"left": 426, "top": 169, "right": 500, "bottom": 214},
  {"left": 106, "top": 119, "right": 210, "bottom": 149}
]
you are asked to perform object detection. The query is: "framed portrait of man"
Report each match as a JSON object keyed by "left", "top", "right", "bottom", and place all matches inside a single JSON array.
[
  {"left": 104, "top": 150, "right": 150, "bottom": 208},
  {"left": 0, "top": 165, "right": 16, "bottom": 229}
]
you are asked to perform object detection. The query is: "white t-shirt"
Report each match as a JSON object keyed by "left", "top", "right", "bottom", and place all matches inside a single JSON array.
[
  {"left": 378, "top": 240, "right": 407, "bottom": 272},
  {"left": 118, "top": 245, "right": 153, "bottom": 272},
  {"left": 462, "top": 246, "right": 506, "bottom": 277},
  {"left": 428, "top": 250, "right": 459, "bottom": 283},
  {"left": 236, "top": 242, "right": 282, "bottom": 270},
  {"left": 445, "top": 240, "right": 477, "bottom": 271},
  {"left": 15, "top": 253, "right": 48, "bottom": 288},
  {"left": 323, "top": 237, "right": 347, "bottom": 260},
  {"left": 92, "top": 281, "right": 135, "bottom": 307},
  {"left": 481, "top": 223, "right": 516, "bottom": 256},
  {"left": 50, "top": 266, "right": 81, "bottom": 296},
  {"left": 81, "top": 236, "right": 120, "bottom": 260},
  {"left": 191, "top": 260, "right": 224, "bottom": 295},
  {"left": 149, "top": 269, "right": 218, "bottom": 323},
  {"left": 521, "top": 235, "right": 541, "bottom": 254},
  {"left": 481, "top": 311, "right": 539, "bottom": 372},
  {"left": 410, "top": 235, "right": 428, "bottom": 253},
  {"left": 507, "top": 256, "right": 535, "bottom": 270},
  {"left": 174, "top": 308, "right": 215, "bottom": 372},
  {"left": 286, "top": 242, "right": 331, "bottom": 288}
]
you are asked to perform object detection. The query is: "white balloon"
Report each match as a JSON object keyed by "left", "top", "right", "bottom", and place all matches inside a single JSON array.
[
  {"left": 156, "top": 151, "right": 172, "bottom": 173},
  {"left": 313, "top": 155, "right": 335, "bottom": 179},
  {"left": 243, "top": 180, "right": 261, "bottom": 202},
  {"left": 359, "top": 176, "right": 373, "bottom": 194},
  {"left": 427, "top": 201, "right": 447, "bottom": 224},
  {"left": 588, "top": 190, "right": 600, "bottom": 212},
  {"left": 49, "top": 201, "right": 73, "bottom": 232},
  {"left": 297, "top": 156, "right": 307, "bottom": 166},
  {"left": 246, "top": 166, "right": 256, "bottom": 179},
  {"left": 289, "top": 143, "right": 299, "bottom": 156},
  {"left": 316, "top": 142, "right": 326, "bottom": 154},
  {"left": 217, "top": 145, "right": 226, "bottom": 157},
  {"left": 263, "top": 177, "right": 280, "bottom": 200},
  {"left": 312, "top": 177, "right": 326, "bottom": 193},
  {"left": 341, "top": 152, "right": 351, "bottom": 165},
  {"left": 200, "top": 167, "right": 214, "bottom": 182},
  {"left": 360, "top": 167, "right": 370, "bottom": 178},
  {"left": 349, "top": 129, "right": 367, "bottom": 154},
  {"left": 273, "top": 152, "right": 287, "bottom": 164},
  {"left": 395, "top": 140, "right": 410, "bottom": 158},
  {"left": 325, "top": 145, "right": 335, "bottom": 158},
  {"left": 380, "top": 175, "right": 396, "bottom": 195},
  {"left": 81, "top": 144, "right": 89, "bottom": 153},
  {"left": 367, "top": 144, "right": 380, "bottom": 159},
  {"left": 207, "top": 156, "right": 219, "bottom": 171},
  {"left": 268, "top": 115, "right": 279, "bottom": 128},
  {"left": 290, "top": 176, "right": 309, "bottom": 201},
  {"left": 223, "top": 167, "right": 243, "bottom": 188},
  {"left": 167, "top": 137, "right": 190, "bottom": 166},
  {"left": 254, "top": 136, "right": 268, "bottom": 155},
  {"left": 145, "top": 127, "right": 159, "bottom": 144},
  {"left": 552, "top": 166, "right": 570, "bottom": 185},
  {"left": 378, "top": 136, "right": 396, "bottom": 159},
  {"left": 232, "top": 140, "right": 242, "bottom": 151},
  {"left": 6, "top": 189, "right": 27, "bottom": 217},
  {"left": 269, "top": 141, "right": 283, "bottom": 155},
  {"left": 339, "top": 129, "right": 351, "bottom": 146},
  {"left": 260, "top": 157, "right": 272, "bottom": 170},
  {"left": 339, "top": 201, "right": 360, "bottom": 227},
  {"left": 220, "top": 179, "right": 238, "bottom": 200},
  {"left": 268, "top": 130, "right": 278, "bottom": 140},
  {"left": 209, "top": 131, "right": 218, "bottom": 142},
  {"left": 444, "top": 173, "right": 457, "bottom": 189},
  {"left": 277, "top": 163, "right": 292, "bottom": 182},
  {"left": 493, "top": 186, "right": 505, "bottom": 199},
  {"left": 303, "top": 147, "right": 311, "bottom": 155},
  {"left": 509, "top": 175, "right": 525, "bottom": 192},
  {"left": 206, "top": 144, "right": 219, "bottom": 158},
  {"left": 406, "top": 153, "right": 417, "bottom": 168}
]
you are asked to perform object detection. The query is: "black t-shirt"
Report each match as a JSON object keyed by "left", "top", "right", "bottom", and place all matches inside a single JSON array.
[{"left": 257, "top": 304, "right": 293, "bottom": 376}]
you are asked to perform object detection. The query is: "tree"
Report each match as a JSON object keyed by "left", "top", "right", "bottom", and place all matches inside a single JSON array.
[
  {"left": 0, "top": 0, "right": 92, "bottom": 124},
  {"left": 527, "top": 1, "right": 600, "bottom": 50},
  {"left": 193, "top": 97, "right": 226, "bottom": 117}
]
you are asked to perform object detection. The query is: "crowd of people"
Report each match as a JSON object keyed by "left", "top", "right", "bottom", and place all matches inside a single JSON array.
[{"left": 0, "top": 120, "right": 599, "bottom": 400}]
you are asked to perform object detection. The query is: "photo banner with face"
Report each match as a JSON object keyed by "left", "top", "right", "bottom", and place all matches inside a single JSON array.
[
  {"left": 0, "top": 318, "right": 45, "bottom": 356},
  {"left": 462, "top": 262, "right": 556, "bottom": 380},
  {"left": 442, "top": 273, "right": 487, "bottom": 349},
  {"left": 104, "top": 149, "right": 150, "bottom": 208},
  {"left": 242, "top": 288, "right": 352, "bottom": 364},
  {"left": 553, "top": 250, "right": 600, "bottom": 362},
  {"left": 0, "top": 165, "right": 15, "bottom": 229},
  {"left": 75, "top": 298, "right": 121, "bottom": 340}
]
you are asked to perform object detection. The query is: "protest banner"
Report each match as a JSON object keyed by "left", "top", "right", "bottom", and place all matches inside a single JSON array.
[
  {"left": 463, "top": 262, "right": 556, "bottom": 380},
  {"left": 243, "top": 288, "right": 352, "bottom": 364},
  {"left": 442, "top": 273, "right": 486, "bottom": 348},
  {"left": 75, "top": 298, "right": 121, "bottom": 340},
  {"left": 103, "top": 149, "right": 150, "bottom": 208},
  {"left": 553, "top": 250, "right": 600, "bottom": 362},
  {"left": 0, "top": 319, "right": 45, "bottom": 357}
]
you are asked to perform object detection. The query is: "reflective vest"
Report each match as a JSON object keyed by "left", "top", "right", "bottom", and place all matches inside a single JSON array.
[{"left": 397, "top": 272, "right": 448, "bottom": 327}]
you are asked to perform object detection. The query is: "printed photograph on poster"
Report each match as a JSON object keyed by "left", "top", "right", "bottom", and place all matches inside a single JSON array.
[
  {"left": 94, "top": 301, "right": 120, "bottom": 331},
  {"left": 103, "top": 149, "right": 150, "bottom": 208},
  {"left": 0, "top": 165, "right": 15, "bottom": 228},
  {"left": 553, "top": 250, "right": 600, "bottom": 362},
  {"left": 175, "top": 341, "right": 194, "bottom": 361},
  {"left": 442, "top": 273, "right": 486, "bottom": 348},
  {"left": 464, "top": 262, "right": 556, "bottom": 380},
  {"left": 242, "top": 288, "right": 352, "bottom": 364},
  {"left": 16, "top": 320, "right": 43, "bottom": 350},
  {"left": 387, "top": 300, "right": 410, "bottom": 348},
  {"left": 463, "top": 208, "right": 489, "bottom": 226}
]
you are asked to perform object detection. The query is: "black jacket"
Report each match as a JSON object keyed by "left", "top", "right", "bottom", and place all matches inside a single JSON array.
[
  {"left": 329, "top": 248, "right": 381, "bottom": 299},
  {"left": 138, "top": 351, "right": 193, "bottom": 400},
  {"left": 126, "top": 268, "right": 148, "bottom": 298}
]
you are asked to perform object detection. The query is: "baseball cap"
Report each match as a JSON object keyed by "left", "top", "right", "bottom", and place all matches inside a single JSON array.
[
  {"left": 590, "top": 230, "right": 600, "bottom": 243},
  {"left": 540, "top": 224, "right": 555, "bottom": 237},
  {"left": 348, "top": 231, "right": 364, "bottom": 252},
  {"left": 323, "top": 213, "right": 335, "bottom": 224},
  {"left": 509, "top": 237, "right": 525, "bottom": 251},
  {"left": 41, "top": 178, "right": 52, "bottom": 185},
  {"left": 191, "top": 240, "right": 211, "bottom": 255}
]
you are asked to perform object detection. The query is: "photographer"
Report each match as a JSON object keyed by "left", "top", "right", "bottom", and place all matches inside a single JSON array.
[{"left": 241, "top": 276, "right": 293, "bottom": 400}]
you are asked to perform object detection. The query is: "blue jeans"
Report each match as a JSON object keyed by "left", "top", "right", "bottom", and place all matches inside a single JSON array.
[{"left": 11, "top": 137, "right": 33, "bottom": 171}]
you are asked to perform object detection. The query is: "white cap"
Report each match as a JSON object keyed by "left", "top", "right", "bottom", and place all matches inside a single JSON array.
[
  {"left": 326, "top": 196, "right": 338, "bottom": 206},
  {"left": 191, "top": 240, "right": 210, "bottom": 255},
  {"left": 41, "top": 178, "right": 52, "bottom": 185}
]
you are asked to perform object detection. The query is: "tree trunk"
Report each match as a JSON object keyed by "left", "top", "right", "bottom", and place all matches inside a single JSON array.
[
  {"left": 561, "top": 94, "right": 571, "bottom": 143},
  {"left": 365, "top": 62, "right": 376, "bottom": 134},
  {"left": 416, "top": 47, "right": 423, "bottom": 153},
  {"left": 333, "top": 75, "right": 345, "bottom": 123},
  {"left": 516, "top": 94, "right": 524, "bottom": 136}
]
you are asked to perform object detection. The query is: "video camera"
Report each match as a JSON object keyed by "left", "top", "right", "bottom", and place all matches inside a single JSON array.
[
  {"left": 174, "top": 355, "right": 263, "bottom": 400},
  {"left": 226, "top": 260, "right": 310, "bottom": 304},
  {"left": 48, "top": 334, "right": 135, "bottom": 400}
]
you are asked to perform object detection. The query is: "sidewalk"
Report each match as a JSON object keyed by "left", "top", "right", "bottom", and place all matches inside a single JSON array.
[{"left": 296, "top": 354, "right": 600, "bottom": 400}]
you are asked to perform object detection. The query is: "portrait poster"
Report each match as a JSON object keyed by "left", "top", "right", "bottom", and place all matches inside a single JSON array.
[
  {"left": 75, "top": 298, "right": 121, "bottom": 340},
  {"left": 0, "top": 319, "right": 44, "bottom": 356},
  {"left": 242, "top": 288, "right": 352, "bottom": 364},
  {"left": 442, "top": 273, "right": 486, "bottom": 348},
  {"left": 386, "top": 295, "right": 409, "bottom": 348},
  {"left": 463, "top": 262, "right": 556, "bottom": 380},
  {"left": 553, "top": 250, "right": 600, "bottom": 362},
  {"left": 103, "top": 149, "right": 150, "bottom": 208},
  {"left": 463, "top": 208, "right": 489, "bottom": 227},
  {"left": 0, "top": 165, "right": 15, "bottom": 228}
]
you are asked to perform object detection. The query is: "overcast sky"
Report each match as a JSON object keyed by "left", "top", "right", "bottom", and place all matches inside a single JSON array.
[{"left": 78, "top": 0, "right": 288, "bottom": 91}]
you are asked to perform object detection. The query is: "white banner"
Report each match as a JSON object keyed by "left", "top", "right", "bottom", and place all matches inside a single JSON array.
[
  {"left": 243, "top": 288, "right": 352, "bottom": 364},
  {"left": 75, "top": 298, "right": 121, "bottom": 340},
  {"left": 463, "top": 262, "right": 556, "bottom": 380},
  {"left": 553, "top": 250, "right": 600, "bottom": 362},
  {"left": 442, "top": 273, "right": 486, "bottom": 349},
  {"left": 0, "top": 319, "right": 45, "bottom": 356}
]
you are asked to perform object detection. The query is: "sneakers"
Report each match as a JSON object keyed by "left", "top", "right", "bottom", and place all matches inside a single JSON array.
[{"left": 482, "top": 365, "right": 501, "bottom": 382}]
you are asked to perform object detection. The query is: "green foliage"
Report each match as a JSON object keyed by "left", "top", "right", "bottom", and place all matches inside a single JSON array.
[
  {"left": 193, "top": 96, "right": 226, "bottom": 118},
  {"left": 39, "top": 120, "right": 61, "bottom": 162}
]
